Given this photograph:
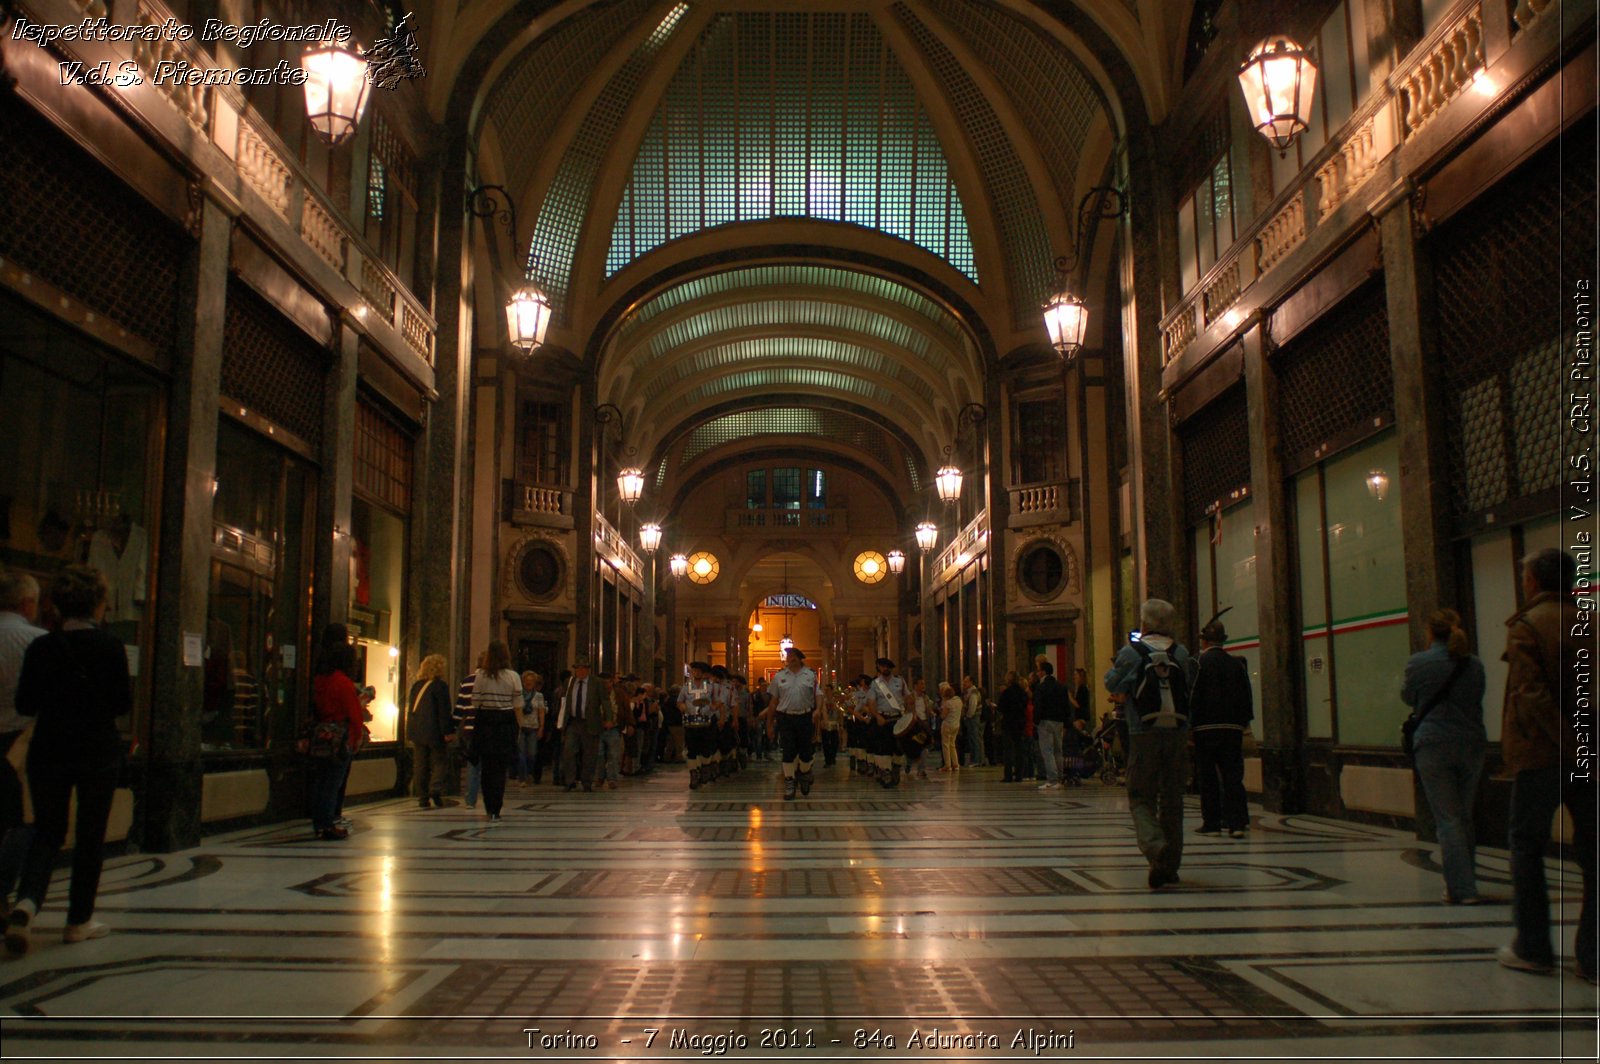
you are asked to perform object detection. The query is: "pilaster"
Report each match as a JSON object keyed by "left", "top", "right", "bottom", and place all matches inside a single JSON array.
[
  {"left": 1243, "top": 321, "right": 1303, "bottom": 814},
  {"left": 144, "top": 190, "right": 230, "bottom": 852},
  {"left": 315, "top": 321, "right": 359, "bottom": 632}
]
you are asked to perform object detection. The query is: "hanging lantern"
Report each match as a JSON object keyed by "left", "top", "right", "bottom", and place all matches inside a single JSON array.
[
  {"left": 935, "top": 465, "right": 963, "bottom": 503},
  {"left": 1365, "top": 470, "right": 1391, "bottom": 502},
  {"left": 1238, "top": 36, "right": 1319, "bottom": 154},
  {"left": 886, "top": 549, "right": 906, "bottom": 575},
  {"left": 638, "top": 522, "right": 663, "bottom": 554},
  {"left": 779, "top": 635, "right": 795, "bottom": 655},
  {"left": 915, "top": 521, "right": 939, "bottom": 554},
  {"left": 506, "top": 282, "right": 552, "bottom": 352},
  {"left": 669, "top": 553, "right": 689, "bottom": 579},
  {"left": 618, "top": 468, "right": 645, "bottom": 505},
  {"left": 1042, "top": 287, "right": 1089, "bottom": 362},
  {"left": 301, "top": 45, "right": 370, "bottom": 146}
]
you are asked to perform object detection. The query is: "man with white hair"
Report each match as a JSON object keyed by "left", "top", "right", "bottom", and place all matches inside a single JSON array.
[
  {"left": 0, "top": 572, "right": 46, "bottom": 915},
  {"left": 1104, "top": 598, "right": 1195, "bottom": 890}
]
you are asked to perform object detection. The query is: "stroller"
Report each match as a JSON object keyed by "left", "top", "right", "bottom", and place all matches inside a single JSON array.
[{"left": 1089, "top": 711, "right": 1127, "bottom": 784}]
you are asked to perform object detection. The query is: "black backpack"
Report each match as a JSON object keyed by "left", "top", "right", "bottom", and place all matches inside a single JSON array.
[{"left": 1131, "top": 641, "right": 1190, "bottom": 725}]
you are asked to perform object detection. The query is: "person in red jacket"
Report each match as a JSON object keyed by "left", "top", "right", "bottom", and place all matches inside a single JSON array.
[{"left": 308, "top": 625, "right": 367, "bottom": 840}]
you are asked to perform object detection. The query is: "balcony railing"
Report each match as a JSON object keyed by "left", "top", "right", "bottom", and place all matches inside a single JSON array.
[
  {"left": 1008, "top": 480, "right": 1081, "bottom": 528},
  {"left": 725, "top": 507, "right": 847, "bottom": 533},
  {"left": 1159, "top": 0, "right": 1501, "bottom": 369},
  {"left": 504, "top": 481, "right": 574, "bottom": 527},
  {"left": 594, "top": 512, "right": 645, "bottom": 590},
  {"left": 47, "top": 0, "right": 438, "bottom": 370},
  {"left": 933, "top": 509, "right": 990, "bottom": 583}
]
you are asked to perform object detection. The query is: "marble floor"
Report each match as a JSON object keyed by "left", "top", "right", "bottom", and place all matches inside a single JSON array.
[{"left": 0, "top": 760, "right": 1595, "bottom": 1062}]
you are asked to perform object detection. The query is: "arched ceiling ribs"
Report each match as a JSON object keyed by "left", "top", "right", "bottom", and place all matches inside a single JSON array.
[
  {"left": 664, "top": 444, "right": 911, "bottom": 519},
  {"left": 646, "top": 398, "right": 934, "bottom": 497}
]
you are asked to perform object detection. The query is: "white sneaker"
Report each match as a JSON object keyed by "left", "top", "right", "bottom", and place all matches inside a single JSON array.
[
  {"left": 5, "top": 899, "right": 35, "bottom": 956},
  {"left": 63, "top": 920, "right": 109, "bottom": 943},
  {"left": 1038, "top": 782, "right": 1060, "bottom": 790}
]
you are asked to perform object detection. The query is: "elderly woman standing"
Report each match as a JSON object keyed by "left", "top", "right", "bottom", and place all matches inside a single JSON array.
[
  {"left": 938, "top": 682, "right": 962, "bottom": 772},
  {"left": 407, "top": 654, "right": 455, "bottom": 808},
  {"left": 514, "top": 671, "right": 544, "bottom": 785},
  {"left": 1402, "top": 608, "right": 1490, "bottom": 905},
  {"left": 4, "top": 566, "right": 129, "bottom": 954}
]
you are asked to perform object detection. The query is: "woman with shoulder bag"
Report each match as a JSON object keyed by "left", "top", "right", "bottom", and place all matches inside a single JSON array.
[
  {"left": 1401, "top": 608, "right": 1492, "bottom": 905},
  {"left": 308, "top": 624, "right": 367, "bottom": 840},
  {"left": 408, "top": 655, "right": 454, "bottom": 808}
]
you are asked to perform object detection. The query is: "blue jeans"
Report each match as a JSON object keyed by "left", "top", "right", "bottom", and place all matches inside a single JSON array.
[
  {"left": 1413, "top": 739, "right": 1484, "bottom": 900},
  {"left": 464, "top": 761, "right": 481, "bottom": 806},
  {"left": 598, "top": 729, "right": 622, "bottom": 783},
  {"left": 1509, "top": 767, "right": 1597, "bottom": 976},
  {"left": 1036, "top": 719, "right": 1065, "bottom": 783},
  {"left": 514, "top": 729, "right": 539, "bottom": 781}
]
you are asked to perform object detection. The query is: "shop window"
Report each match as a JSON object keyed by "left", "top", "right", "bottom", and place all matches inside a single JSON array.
[
  {"left": 1291, "top": 431, "right": 1408, "bottom": 747},
  {"left": 1468, "top": 514, "right": 1560, "bottom": 743},
  {"left": 516, "top": 397, "right": 568, "bottom": 488},
  {"left": 1190, "top": 500, "right": 1262, "bottom": 702},
  {"left": 0, "top": 293, "right": 162, "bottom": 737},
  {"left": 772, "top": 467, "right": 802, "bottom": 510},
  {"left": 1012, "top": 398, "right": 1067, "bottom": 484},
  {"left": 206, "top": 419, "right": 316, "bottom": 753},
  {"left": 349, "top": 498, "right": 405, "bottom": 744},
  {"left": 1270, "top": 1, "right": 1371, "bottom": 195},
  {"left": 1178, "top": 151, "right": 1235, "bottom": 294},
  {"left": 364, "top": 116, "right": 422, "bottom": 291}
]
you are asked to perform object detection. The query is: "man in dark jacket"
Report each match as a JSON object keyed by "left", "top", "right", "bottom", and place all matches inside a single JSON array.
[
  {"left": 997, "top": 672, "right": 1029, "bottom": 782},
  {"left": 1032, "top": 661, "right": 1072, "bottom": 789},
  {"left": 1498, "top": 549, "right": 1595, "bottom": 983},
  {"left": 1187, "top": 619, "right": 1254, "bottom": 838}
]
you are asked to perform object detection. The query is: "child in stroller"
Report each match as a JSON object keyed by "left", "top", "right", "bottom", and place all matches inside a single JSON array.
[{"left": 1088, "top": 709, "right": 1127, "bottom": 784}]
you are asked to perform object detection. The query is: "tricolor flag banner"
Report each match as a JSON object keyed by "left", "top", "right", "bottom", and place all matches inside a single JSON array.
[{"left": 1029, "top": 641, "right": 1069, "bottom": 677}]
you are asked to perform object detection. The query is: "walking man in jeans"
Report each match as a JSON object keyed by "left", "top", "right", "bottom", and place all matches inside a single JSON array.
[
  {"left": 1032, "top": 661, "right": 1071, "bottom": 789},
  {"left": 1497, "top": 548, "right": 1596, "bottom": 983}
]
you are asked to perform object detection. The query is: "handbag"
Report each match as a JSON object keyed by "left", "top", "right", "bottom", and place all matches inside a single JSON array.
[
  {"left": 1401, "top": 657, "right": 1470, "bottom": 761},
  {"left": 307, "top": 720, "right": 349, "bottom": 760}
]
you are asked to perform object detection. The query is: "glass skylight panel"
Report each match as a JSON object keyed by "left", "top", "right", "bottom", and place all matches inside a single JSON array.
[{"left": 606, "top": 12, "right": 978, "bottom": 282}]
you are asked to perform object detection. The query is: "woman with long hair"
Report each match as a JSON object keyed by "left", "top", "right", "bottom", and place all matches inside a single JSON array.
[
  {"left": 1402, "top": 608, "right": 1491, "bottom": 904},
  {"left": 471, "top": 640, "right": 521, "bottom": 821},
  {"left": 308, "top": 624, "right": 366, "bottom": 839},
  {"left": 407, "top": 654, "right": 454, "bottom": 808}
]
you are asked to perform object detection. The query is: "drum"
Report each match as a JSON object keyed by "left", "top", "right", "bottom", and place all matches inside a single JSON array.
[{"left": 892, "top": 713, "right": 931, "bottom": 751}]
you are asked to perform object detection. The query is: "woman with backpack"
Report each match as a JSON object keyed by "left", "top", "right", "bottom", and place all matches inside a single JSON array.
[{"left": 1401, "top": 608, "right": 1490, "bottom": 905}]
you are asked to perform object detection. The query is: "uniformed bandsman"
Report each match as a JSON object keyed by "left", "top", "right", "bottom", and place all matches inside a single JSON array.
[
  {"left": 710, "top": 664, "right": 733, "bottom": 778},
  {"left": 731, "top": 674, "right": 753, "bottom": 771},
  {"left": 679, "top": 661, "right": 716, "bottom": 789},
  {"left": 765, "top": 646, "right": 825, "bottom": 800},
  {"left": 848, "top": 675, "right": 872, "bottom": 777},
  {"left": 867, "top": 657, "right": 910, "bottom": 787}
]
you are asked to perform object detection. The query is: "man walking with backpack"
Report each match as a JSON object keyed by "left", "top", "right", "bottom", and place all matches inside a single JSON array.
[
  {"left": 1105, "top": 599, "right": 1195, "bottom": 889},
  {"left": 1188, "top": 614, "right": 1254, "bottom": 838}
]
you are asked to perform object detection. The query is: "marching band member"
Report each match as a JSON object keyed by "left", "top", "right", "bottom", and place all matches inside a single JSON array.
[
  {"left": 679, "top": 661, "right": 715, "bottom": 789},
  {"left": 765, "top": 646, "right": 825, "bottom": 800},
  {"left": 867, "top": 657, "right": 909, "bottom": 787},
  {"left": 710, "top": 664, "right": 733, "bottom": 779},
  {"left": 849, "top": 675, "right": 872, "bottom": 777}
]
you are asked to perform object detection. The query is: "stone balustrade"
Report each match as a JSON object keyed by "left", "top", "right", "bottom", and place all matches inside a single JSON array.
[
  {"left": 1255, "top": 194, "right": 1306, "bottom": 275},
  {"left": 1397, "top": 3, "right": 1484, "bottom": 136},
  {"left": 1513, "top": 0, "right": 1554, "bottom": 34},
  {"left": 236, "top": 119, "right": 293, "bottom": 218},
  {"left": 301, "top": 195, "right": 344, "bottom": 272},
  {"left": 1163, "top": 304, "right": 1199, "bottom": 363}
]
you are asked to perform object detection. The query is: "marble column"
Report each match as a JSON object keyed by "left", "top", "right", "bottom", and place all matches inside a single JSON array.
[
  {"left": 1379, "top": 193, "right": 1455, "bottom": 651},
  {"left": 144, "top": 190, "right": 230, "bottom": 852},
  {"left": 1243, "top": 321, "right": 1304, "bottom": 814},
  {"left": 573, "top": 380, "right": 598, "bottom": 662},
  {"left": 1119, "top": 138, "right": 1187, "bottom": 628},
  {"left": 414, "top": 133, "right": 472, "bottom": 678},
  {"left": 314, "top": 319, "right": 358, "bottom": 633}
]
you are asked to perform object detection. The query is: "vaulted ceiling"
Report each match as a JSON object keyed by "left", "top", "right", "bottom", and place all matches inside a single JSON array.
[{"left": 435, "top": 0, "right": 1181, "bottom": 502}]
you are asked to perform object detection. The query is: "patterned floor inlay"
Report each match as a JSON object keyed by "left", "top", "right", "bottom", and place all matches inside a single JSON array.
[{"left": 0, "top": 763, "right": 1593, "bottom": 1061}]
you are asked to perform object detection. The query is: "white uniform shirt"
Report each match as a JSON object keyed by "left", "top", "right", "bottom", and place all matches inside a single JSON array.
[
  {"left": 679, "top": 678, "right": 713, "bottom": 723},
  {"left": 769, "top": 666, "right": 823, "bottom": 715},
  {"left": 0, "top": 611, "right": 47, "bottom": 734},
  {"left": 869, "top": 675, "right": 908, "bottom": 717}
]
